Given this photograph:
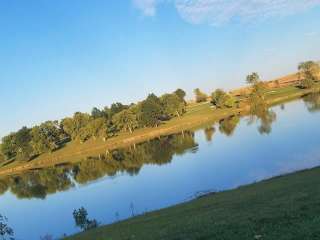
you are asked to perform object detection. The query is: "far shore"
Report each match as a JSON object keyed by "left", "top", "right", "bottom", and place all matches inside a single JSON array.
[{"left": 0, "top": 83, "right": 319, "bottom": 177}]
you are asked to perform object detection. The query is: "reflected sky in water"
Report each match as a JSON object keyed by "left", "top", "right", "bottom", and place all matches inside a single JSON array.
[{"left": 1, "top": 97, "right": 320, "bottom": 239}]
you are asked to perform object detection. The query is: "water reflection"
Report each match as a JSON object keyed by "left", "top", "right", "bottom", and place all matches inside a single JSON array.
[
  {"left": 0, "top": 131, "right": 198, "bottom": 199},
  {"left": 204, "top": 126, "right": 215, "bottom": 142},
  {"left": 303, "top": 92, "right": 320, "bottom": 112},
  {"left": 247, "top": 103, "right": 277, "bottom": 135},
  {"left": 219, "top": 115, "right": 240, "bottom": 136}
]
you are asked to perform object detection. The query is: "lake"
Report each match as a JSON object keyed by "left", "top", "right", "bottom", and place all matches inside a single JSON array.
[{"left": 1, "top": 94, "right": 320, "bottom": 239}]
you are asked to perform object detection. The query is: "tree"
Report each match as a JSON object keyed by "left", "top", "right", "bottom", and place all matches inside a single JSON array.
[
  {"left": 110, "top": 102, "right": 129, "bottom": 117},
  {"left": 193, "top": 88, "right": 207, "bottom": 103},
  {"left": 78, "top": 118, "right": 108, "bottom": 142},
  {"left": 73, "top": 207, "right": 98, "bottom": 232},
  {"left": 246, "top": 72, "right": 267, "bottom": 113},
  {"left": 139, "top": 94, "right": 162, "bottom": 127},
  {"left": 112, "top": 109, "right": 138, "bottom": 133},
  {"left": 211, "top": 89, "right": 236, "bottom": 108},
  {"left": 246, "top": 72, "right": 260, "bottom": 85},
  {"left": 298, "top": 61, "right": 320, "bottom": 88},
  {"left": 30, "top": 121, "right": 62, "bottom": 155},
  {"left": 1, "top": 127, "right": 34, "bottom": 161},
  {"left": 0, "top": 214, "right": 14, "bottom": 239},
  {"left": 161, "top": 93, "right": 185, "bottom": 118},
  {"left": 91, "top": 107, "right": 105, "bottom": 119},
  {"left": 61, "top": 112, "right": 91, "bottom": 141},
  {"left": 174, "top": 88, "right": 186, "bottom": 102},
  {"left": 1, "top": 133, "right": 17, "bottom": 160}
]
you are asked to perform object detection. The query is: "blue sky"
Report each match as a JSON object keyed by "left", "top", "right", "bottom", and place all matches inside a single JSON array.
[{"left": 0, "top": 0, "right": 320, "bottom": 138}]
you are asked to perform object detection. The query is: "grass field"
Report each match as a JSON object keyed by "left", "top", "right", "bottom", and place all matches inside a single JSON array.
[
  {"left": 66, "top": 166, "right": 320, "bottom": 240},
  {"left": 0, "top": 85, "right": 319, "bottom": 177}
]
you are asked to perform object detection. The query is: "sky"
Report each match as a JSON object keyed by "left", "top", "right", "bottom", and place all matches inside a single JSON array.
[{"left": 0, "top": 0, "right": 320, "bottom": 138}]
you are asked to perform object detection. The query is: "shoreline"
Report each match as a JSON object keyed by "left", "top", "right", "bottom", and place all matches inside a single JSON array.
[
  {"left": 0, "top": 85, "right": 318, "bottom": 177},
  {"left": 65, "top": 166, "right": 320, "bottom": 240}
]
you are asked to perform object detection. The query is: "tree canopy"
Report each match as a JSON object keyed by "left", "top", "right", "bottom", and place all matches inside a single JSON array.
[
  {"left": 211, "top": 89, "right": 236, "bottom": 108},
  {"left": 194, "top": 88, "right": 208, "bottom": 103},
  {"left": 298, "top": 61, "right": 320, "bottom": 88}
]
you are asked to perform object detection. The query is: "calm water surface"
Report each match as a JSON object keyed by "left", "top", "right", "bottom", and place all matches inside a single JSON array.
[{"left": 1, "top": 97, "right": 320, "bottom": 239}]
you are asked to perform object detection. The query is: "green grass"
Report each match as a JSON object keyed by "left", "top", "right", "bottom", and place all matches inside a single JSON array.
[
  {"left": 66, "top": 167, "right": 320, "bottom": 240},
  {"left": 0, "top": 85, "right": 319, "bottom": 177}
]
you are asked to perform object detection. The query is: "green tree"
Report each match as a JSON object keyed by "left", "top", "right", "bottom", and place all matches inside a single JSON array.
[
  {"left": 139, "top": 94, "right": 162, "bottom": 127},
  {"left": 1, "top": 133, "right": 17, "bottom": 160},
  {"left": 91, "top": 107, "right": 105, "bottom": 119},
  {"left": 246, "top": 72, "right": 267, "bottom": 113},
  {"left": 30, "top": 121, "right": 62, "bottom": 154},
  {"left": 211, "top": 89, "right": 236, "bottom": 108},
  {"left": 112, "top": 109, "right": 138, "bottom": 133},
  {"left": 174, "top": 88, "right": 186, "bottom": 102},
  {"left": 61, "top": 112, "right": 91, "bottom": 141},
  {"left": 298, "top": 61, "right": 320, "bottom": 89},
  {"left": 1, "top": 127, "right": 34, "bottom": 161},
  {"left": 161, "top": 93, "right": 185, "bottom": 118},
  {"left": 246, "top": 72, "right": 260, "bottom": 85},
  {"left": 110, "top": 102, "right": 129, "bottom": 117},
  {"left": 193, "top": 88, "right": 208, "bottom": 103},
  {"left": 73, "top": 207, "right": 98, "bottom": 231},
  {"left": 77, "top": 118, "right": 108, "bottom": 142}
]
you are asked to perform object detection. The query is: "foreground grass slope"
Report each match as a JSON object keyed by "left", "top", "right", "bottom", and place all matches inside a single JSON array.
[{"left": 67, "top": 167, "right": 320, "bottom": 240}]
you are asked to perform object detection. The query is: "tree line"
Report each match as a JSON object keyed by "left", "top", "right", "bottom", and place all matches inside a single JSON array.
[
  {"left": 0, "top": 89, "right": 187, "bottom": 162},
  {"left": 1, "top": 60, "right": 319, "bottom": 163}
]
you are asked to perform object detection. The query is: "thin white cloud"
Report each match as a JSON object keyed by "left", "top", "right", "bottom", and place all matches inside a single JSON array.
[
  {"left": 133, "top": 0, "right": 158, "bottom": 16},
  {"left": 133, "top": 0, "right": 320, "bottom": 25},
  {"left": 175, "top": 0, "right": 320, "bottom": 25}
]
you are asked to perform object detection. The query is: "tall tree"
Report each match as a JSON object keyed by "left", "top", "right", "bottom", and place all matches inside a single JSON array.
[
  {"left": 193, "top": 88, "right": 208, "bottom": 103},
  {"left": 91, "top": 107, "right": 105, "bottom": 119},
  {"left": 298, "top": 61, "right": 320, "bottom": 88},
  {"left": 31, "top": 121, "right": 62, "bottom": 154},
  {"left": 161, "top": 93, "right": 185, "bottom": 118},
  {"left": 139, "top": 94, "right": 162, "bottom": 127},
  {"left": 61, "top": 112, "right": 91, "bottom": 141},
  {"left": 112, "top": 109, "right": 138, "bottom": 133},
  {"left": 174, "top": 88, "right": 186, "bottom": 102},
  {"left": 246, "top": 72, "right": 267, "bottom": 113},
  {"left": 246, "top": 72, "right": 260, "bottom": 85}
]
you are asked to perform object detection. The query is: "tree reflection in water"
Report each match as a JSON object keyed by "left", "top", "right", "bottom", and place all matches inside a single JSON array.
[
  {"left": 0, "top": 131, "right": 198, "bottom": 199},
  {"left": 303, "top": 92, "right": 320, "bottom": 112},
  {"left": 247, "top": 103, "right": 277, "bottom": 135}
]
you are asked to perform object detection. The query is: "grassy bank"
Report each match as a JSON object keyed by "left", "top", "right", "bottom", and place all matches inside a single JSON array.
[
  {"left": 66, "top": 166, "right": 320, "bottom": 240},
  {"left": 0, "top": 85, "right": 318, "bottom": 176}
]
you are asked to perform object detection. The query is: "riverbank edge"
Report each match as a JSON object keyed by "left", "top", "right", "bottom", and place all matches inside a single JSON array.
[{"left": 65, "top": 166, "right": 320, "bottom": 240}]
